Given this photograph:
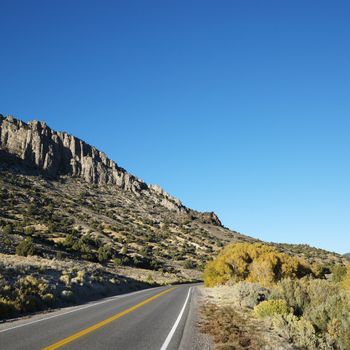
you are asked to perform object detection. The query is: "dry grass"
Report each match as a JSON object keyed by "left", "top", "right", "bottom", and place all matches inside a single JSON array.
[
  {"left": 199, "top": 286, "right": 296, "bottom": 350},
  {"left": 0, "top": 252, "right": 198, "bottom": 320}
]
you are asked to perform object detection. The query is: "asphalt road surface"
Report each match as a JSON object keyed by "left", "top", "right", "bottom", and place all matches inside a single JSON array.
[{"left": 0, "top": 284, "right": 210, "bottom": 350}]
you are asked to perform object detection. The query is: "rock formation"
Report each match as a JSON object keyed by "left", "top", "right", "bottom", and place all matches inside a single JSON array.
[
  {"left": 201, "top": 212, "right": 223, "bottom": 226},
  {"left": 0, "top": 115, "right": 185, "bottom": 213}
]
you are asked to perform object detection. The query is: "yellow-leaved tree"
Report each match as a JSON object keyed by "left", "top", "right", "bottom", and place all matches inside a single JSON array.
[{"left": 203, "top": 242, "right": 312, "bottom": 287}]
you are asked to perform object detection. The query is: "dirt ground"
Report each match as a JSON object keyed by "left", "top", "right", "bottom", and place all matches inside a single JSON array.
[{"left": 198, "top": 286, "right": 296, "bottom": 350}]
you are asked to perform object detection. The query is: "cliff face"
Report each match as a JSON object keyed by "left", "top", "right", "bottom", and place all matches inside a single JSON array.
[{"left": 0, "top": 115, "right": 184, "bottom": 212}]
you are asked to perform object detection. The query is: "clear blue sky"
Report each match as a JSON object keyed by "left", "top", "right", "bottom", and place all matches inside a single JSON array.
[{"left": 1, "top": 1, "right": 349, "bottom": 253}]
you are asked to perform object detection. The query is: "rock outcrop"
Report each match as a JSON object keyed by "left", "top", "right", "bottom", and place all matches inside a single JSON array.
[
  {"left": 201, "top": 212, "right": 223, "bottom": 226},
  {"left": 0, "top": 115, "right": 186, "bottom": 213}
]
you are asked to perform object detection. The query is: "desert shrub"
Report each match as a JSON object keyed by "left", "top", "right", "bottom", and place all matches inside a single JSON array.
[
  {"left": 24, "top": 226, "right": 35, "bottom": 235},
  {"left": 14, "top": 276, "right": 49, "bottom": 313},
  {"left": 3, "top": 224, "right": 13, "bottom": 235},
  {"left": 271, "top": 278, "right": 311, "bottom": 316},
  {"left": 122, "top": 256, "right": 130, "bottom": 265},
  {"left": 273, "top": 278, "right": 342, "bottom": 321},
  {"left": 113, "top": 258, "right": 122, "bottom": 267},
  {"left": 332, "top": 264, "right": 347, "bottom": 283},
  {"left": 0, "top": 297, "right": 17, "bottom": 319},
  {"left": 272, "top": 278, "right": 350, "bottom": 349},
  {"left": 341, "top": 264, "right": 350, "bottom": 290},
  {"left": 132, "top": 256, "right": 141, "bottom": 267},
  {"left": 149, "top": 258, "right": 162, "bottom": 270},
  {"left": 303, "top": 279, "right": 343, "bottom": 329},
  {"left": 16, "top": 237, "right": 35, "bottom": 256},
  {"left": 97, "top": 245, "right": 112, "bottom": 263},
  {"left": 71, "top": 271, "right": 86, "bottom": 285},
  {"left": 254, "top": 299, "right": 290, "bottom": 318},
  {"left": 183, "top": 260, "right": 196, "bottom": 269},
  {"left": 63, "top": 234, "right": 75, "bottom": 247},
  {"left": 59, "top": 273, "right": 71, "bottom": 286},
  {"left": 120, "top": 245, "right": 128, "bottom": 254},
  {"left": 272, "top": 313, "right": 319, "bottom": 349},
  {"left": 230, "top": 281, "right": 270, "bottom": 308},
  {"left": 204, "top": 242, "right": 312, "bottom": 287},
  {"left": 305, "top": 289, "right": 350, "bottom": 349},
  {"left": 72, "top": 239, "right": 90, "bottom": 254},
  {"left": 42, "top": 293, "right": 54, "bottom": 304},
  {"left": 61, "top": 290, "right": 75, "bottom": 302},
  {"left": 311, "top": 263, "right": 331, "bottom": 279}
]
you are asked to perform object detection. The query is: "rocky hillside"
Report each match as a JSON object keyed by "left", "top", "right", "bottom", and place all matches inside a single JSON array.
[
  {"left": 0, "top": 114, "right": 344, "bottom": 273},
  {"left": 0, "top": 114, "right": 345, "bottom": 319},
  {"left": 0, "top": 114, "right": 255, "bottom": 319},
  {"left": 0, "top": 115, "right": 252, "bottom": 277},
  {"left": 0, "top": 115, "right": 187, "bottom": 212}
]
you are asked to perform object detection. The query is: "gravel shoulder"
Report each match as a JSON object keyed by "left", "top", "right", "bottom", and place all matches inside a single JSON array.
[{"left": 179, "top": 286, "right": 213, "bottom": 350}]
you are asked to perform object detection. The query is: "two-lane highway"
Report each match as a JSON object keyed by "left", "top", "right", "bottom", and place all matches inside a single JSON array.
[{"left": 0, "top": 284, "right": 204, "bottom": 350}]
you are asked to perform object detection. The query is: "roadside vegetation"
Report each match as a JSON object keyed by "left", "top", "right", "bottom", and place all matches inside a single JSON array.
[
  {"left": 0, "top": 167, "right": 241, "bottom": 278},
  {"left": 0, "top": 166, "right": 222, "bottom": 320},
  {"left": 0, "top": 161, "right": 346, "bottom": 324},
  {"left": 202, "top": 242, "right": 350, "bottom": 350},
  {"left": 0, "top": 253, "right": 193, "bottom": 320}
]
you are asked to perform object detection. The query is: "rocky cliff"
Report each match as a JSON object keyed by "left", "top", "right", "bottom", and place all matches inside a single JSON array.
[{"left": 0, "top": 115, "right": 185, "bottom": 212}]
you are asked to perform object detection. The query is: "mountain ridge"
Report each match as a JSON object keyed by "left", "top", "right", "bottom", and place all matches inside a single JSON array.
[{"left": 0, "top": 114, "right": 196, "bottom": 215}]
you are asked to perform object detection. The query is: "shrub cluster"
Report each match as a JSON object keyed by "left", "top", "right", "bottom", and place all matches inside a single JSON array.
[
  {"left": 16, "top": 237, "right": 35, "bottom": 256},
  {"left": 229, "top": 281, "right": 270, "bottom": 308},
  {"left": 204, "top": 242, "right": 350, "bottom": 349},
  {"left": 0, "top": 275, "right": 53, "bottom": 319},
  {"left": 270, "top": 277, "right": 350, "bottom": 349},
  {"left": 204, "top": 242, "right": 312, "bottom": 287},
  {"left": 253, "top": 299, "right": 290, "bottom": 318}
]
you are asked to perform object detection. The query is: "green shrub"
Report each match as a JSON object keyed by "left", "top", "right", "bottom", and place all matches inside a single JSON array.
[
  {"left": 121, "top": 246, "right": 128, "bottom": 254},
  {"left": 63, "top": 234, "right": 75, "bottom": 247},
  {"left": 16, "top": 237, "right": 35, "bottom": 256},
  {"left": 97, "top": 245, "right": 111, "bottom": 263},
  {"left": 183, "top": 260, "right": 196, "bottom": 269},
  {"left": 2, "top": 224, "right": 13, "bottom": 235},
  {"left": 342, "top": 264, "right": 350, "bottom": 290},
  {"left": 272, "top": 313, "right": 319, "bottom": 349},
  {"left": 24, "top": 226, "right": 35, "bottom": 235},
  {"left": 42, "top": 293, "right": 55, "bottom": 305},
  {"left": 271, "top": 278, "right": 310, "bottom": 316},
  {"left": 272, "top": 278, "right": 350, "bottom": 349},
  {"left": 332, "top": 264, "right": 347, "bottom": 283},
  {"left": 14, "top": 276, "right": 48, "bottom": 313},
  {"left": 254, "top": 299, "right": 290, "bottom": 318},
  {"left": 113, "top": 258, "right": 122, "bottom": 267}
]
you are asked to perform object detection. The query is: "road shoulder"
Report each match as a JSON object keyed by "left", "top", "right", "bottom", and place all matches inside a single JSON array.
[{"left": 179, "top": 286, "right": 213, "bottom": 350}]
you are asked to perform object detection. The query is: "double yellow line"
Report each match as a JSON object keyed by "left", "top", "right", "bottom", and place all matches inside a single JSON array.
[{"left": 43, "top": 287, "right": 176, "bottom": 350}]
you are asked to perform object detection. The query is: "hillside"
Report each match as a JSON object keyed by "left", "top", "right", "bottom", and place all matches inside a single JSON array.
[
  {"left": 0, "top": 114, "right": 344, "bottom": 319},
  {"left": 0, "top": 115, "right": 253, "bottom": 270},
  {"left": 0, "top": 115, "right": 256, "bottom": 318}
]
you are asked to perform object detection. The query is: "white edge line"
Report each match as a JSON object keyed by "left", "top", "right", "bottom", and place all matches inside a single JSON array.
[
  {"left": 0, "top": 285, "right": 163, "bottom": 333},
  {"left": 160, "top": 287, "right": 192, "bottom": 350}
]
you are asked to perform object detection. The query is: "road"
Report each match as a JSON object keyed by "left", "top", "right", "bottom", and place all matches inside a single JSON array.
[{"left": 0, "top": 284, "right": 211, "bottom": 350}]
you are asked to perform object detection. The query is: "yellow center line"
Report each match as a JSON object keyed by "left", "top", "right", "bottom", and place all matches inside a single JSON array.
[{"left": 42, "top": 287, "right": 177, "bottom": 350}]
